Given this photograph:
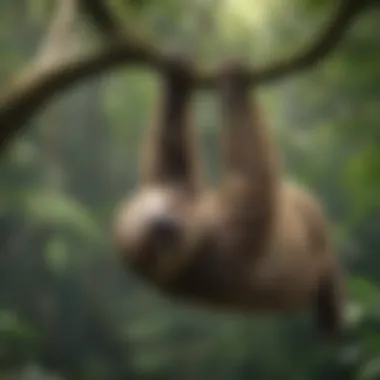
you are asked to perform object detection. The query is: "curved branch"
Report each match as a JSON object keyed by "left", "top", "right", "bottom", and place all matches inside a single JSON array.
[
  {"left": 248, "top": 0, "right": 375, "bottom": 84},
  {"left": 0, "top": 41, "right": 164, "bottom": 152},
  {"left": 0, "top": 0, "right": 377, "bottom": 154},
  {"left": 78, "top": 0, "right": 376, "bottom": 87}
]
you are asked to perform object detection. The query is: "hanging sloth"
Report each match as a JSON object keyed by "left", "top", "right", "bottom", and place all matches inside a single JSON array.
[{"left": 114, "top": 58, "right": 345, "bottom": 338}]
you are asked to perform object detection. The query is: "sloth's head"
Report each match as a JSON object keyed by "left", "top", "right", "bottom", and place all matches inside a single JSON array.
[{"left": 114, "top": 187, "right": 199, "bottom": 283}]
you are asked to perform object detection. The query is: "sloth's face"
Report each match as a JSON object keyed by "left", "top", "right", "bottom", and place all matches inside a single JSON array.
[{"left": 114, "top": 187, "right": 199, "bottom": 282}]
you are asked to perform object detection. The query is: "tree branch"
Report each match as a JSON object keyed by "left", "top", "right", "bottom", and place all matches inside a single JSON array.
[
  {"left": 0, "top": 41, "right": 163, "bottom": 152},
  {"left": 0, "top": 0, "right": 162, "bottom": 153},
  {"left": 78, "top": 0, "right": 123, "bottom": 38},
  {"left": 247, "top": 0, "right": 376, "bottom": 84},
  {"left": 37, "top": 0, "right": 79, "bottom": 63},
  {"left": 76, "top": 0, "right": 377, "bottom": 87},
  {"left": 0, "top": 0, "right": 377, "bottom": 154}
]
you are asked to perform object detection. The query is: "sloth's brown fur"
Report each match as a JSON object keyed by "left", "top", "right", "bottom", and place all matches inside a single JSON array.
[{"left": 114, "top": 60, "right": 345, "bottom": 337}]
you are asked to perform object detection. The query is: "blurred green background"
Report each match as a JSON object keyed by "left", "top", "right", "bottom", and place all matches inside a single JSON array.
[{"left": 0, "top": 0, "right": 379, "bottom": 379}]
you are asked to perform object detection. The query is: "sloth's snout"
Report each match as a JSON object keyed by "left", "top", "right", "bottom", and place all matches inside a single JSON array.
[{"left": 149, "top": 215, "right": 183, "bottom": 248}]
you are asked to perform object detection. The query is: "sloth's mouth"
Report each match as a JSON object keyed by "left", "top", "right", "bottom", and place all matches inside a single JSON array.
[
  {"left": 143, "top": 216, "right": 185, "bottom": 257},
  {"left": 150, "top": 216, "right": 183, "bottom": 243},
  {"left": 128, "top": 217, "right": 187, "bottom": 277},
  {"left": 137, "top": 225, "right": 184, "bottom": 262},
  {"left": 133, "top": 241, "right": 187, "bottom": 281}
]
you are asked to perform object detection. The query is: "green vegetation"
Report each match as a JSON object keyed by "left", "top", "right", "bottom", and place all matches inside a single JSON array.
[{"left": 0, "top": 0, "right": 379, "bottom": 379}]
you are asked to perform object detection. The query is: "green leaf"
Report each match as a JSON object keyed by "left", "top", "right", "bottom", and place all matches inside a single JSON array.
[
  {"left": 23, "top": 190, "right": 101, "bottom": 240},
  {"left": 45, "top": 237, "right": 69, "bottom": 274},
  {"left": 343, "top": 144, "right": 380, "bottom": 224},
  {"left": 349, "top": 277, "right": 380, "bottom": 311}
]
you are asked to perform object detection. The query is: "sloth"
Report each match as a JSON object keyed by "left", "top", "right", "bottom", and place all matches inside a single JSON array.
[{"left": 114, "top": 58, "right": 345, "bottom": 337}]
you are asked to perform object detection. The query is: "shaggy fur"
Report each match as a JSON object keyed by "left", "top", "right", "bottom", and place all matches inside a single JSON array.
[{"left": 114, "top": 59, "right": 345, "bottom": 338}]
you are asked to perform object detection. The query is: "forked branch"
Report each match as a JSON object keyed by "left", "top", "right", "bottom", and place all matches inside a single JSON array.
[
  {"left": 0, "top": 42, "right": 163, "bottom": 151},
  {"left": 0, "top": 0, "right": 377, "bottom": 154},
  {"left": 80, "top": 0, "right": 375, "bottom": 85},
  {"left": 0, "top": 0, "right": 164, "bottom": 152}
]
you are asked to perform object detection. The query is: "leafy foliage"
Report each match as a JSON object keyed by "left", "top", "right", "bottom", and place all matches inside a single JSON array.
[{"left": 0, "top": 0, "right": 379, "bottom": 379}]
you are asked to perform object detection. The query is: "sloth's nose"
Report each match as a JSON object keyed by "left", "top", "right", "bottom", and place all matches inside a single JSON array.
[{"left": 149, "top": 215, "right": 183, "bottom": 246}]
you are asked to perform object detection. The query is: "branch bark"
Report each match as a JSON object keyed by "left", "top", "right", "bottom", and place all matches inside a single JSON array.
[
  {"left": 78, "top": 0, "right": 123, "bottom": 38},
  {"left": 0, "top": 41, "right": 163, "bottom": 152},
  {"left": 245, "top": 0, "right": 375, "bottom": 84},
  {"left": 0, "top": 0, "right": 377, "bottom": 154},
  {"left": 81, "top": 0, "right": 376, "bottom": 86}
]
